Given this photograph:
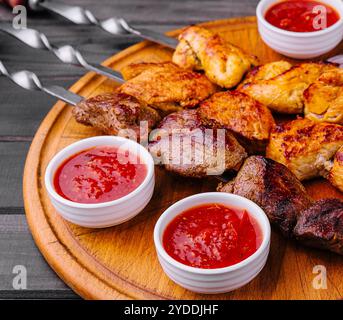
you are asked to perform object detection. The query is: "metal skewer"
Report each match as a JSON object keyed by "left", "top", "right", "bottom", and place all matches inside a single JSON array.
[
  {"left": 327, "top": 55, "right": 343, "bottom": 68},
  {"left": 0, "top": 60, "right": 83, "bottom": 105},
  {"left": 0, "top": 22, "right": 124, "bottom": 83},
  {"left": 28, "top": 0, "right": 178, "bottom": 49}
]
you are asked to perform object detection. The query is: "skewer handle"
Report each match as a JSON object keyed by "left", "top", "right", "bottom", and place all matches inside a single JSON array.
[
  {"left": 0, "top": 60, "right": 83, "bottom": 105},
  {"left": 0, "top": 22, "right": 124, "bottom": 83},
  {"left": 327, "top": 55, "right": 343, "bottom": 68},
  {"left": 28, "top": 0, "right": 178, "bottom": 49}
]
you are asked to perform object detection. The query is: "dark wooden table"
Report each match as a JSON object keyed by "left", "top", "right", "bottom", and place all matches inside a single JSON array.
[{"left": 0, "top": 0, "right": 259, "bottom": 299}]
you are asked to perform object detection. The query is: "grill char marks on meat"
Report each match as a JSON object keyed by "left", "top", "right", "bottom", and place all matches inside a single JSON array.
[
  {"left": 120, "top": 62, "right": 217, "bottom": 115},
  {"left": 294, "top": 199, "right": 343, "bottom": 255},
  {"left": 217, "top": 156, "right": 313, "bottom": 237},
  {"left": 149, "top": 109, "right": 247, "bottom": 178},
  {"left": 172, "top": 26, "right": 258, "bottom": 88},
  {"left": 199, "top": 91, "right": 276, "bottom": 154},
  {"left": 72, "top": 92, "right": 161, "bottom": 136}
]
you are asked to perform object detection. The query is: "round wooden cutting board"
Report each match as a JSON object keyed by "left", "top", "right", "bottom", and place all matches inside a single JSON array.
[{"left": 23, "top": 17, "right": 343, "bottom": 300}]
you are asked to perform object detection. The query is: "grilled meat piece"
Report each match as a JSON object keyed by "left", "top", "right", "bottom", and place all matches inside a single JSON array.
[
  {"left": 294, "top": 199, "right": 343, "bottom": 255},
  {"left": 149, "top": 109, "right": 247, "bottom": 178},
  {"left": 119, "top": 62, "right": 217, "bottom": 115},
  {"left": 217, "top": 156, "right": 313, "bottom": 236},
  {"left": 304, "top": 68, "right": 343, "bottom": 124},
  {"left": 199, "top": 91, "right": 275, "bottom": 154},
  {"left": 327, "top": 146, "right": 343, "bottom": 193},
  {"left": 73, "top": 92, "right": 161, "bottom": 136},
  {"left": 266, "top": 118, "right": 343, "bottom": 181},
  {"left": 238, "top": 60, "right": 292, "bottom": 88},
  {"left": 240, "top": 62, "right": 337, "bottom": 114},
  {"left": 172, "top": 26, "right": 258, "bottom": 88}
]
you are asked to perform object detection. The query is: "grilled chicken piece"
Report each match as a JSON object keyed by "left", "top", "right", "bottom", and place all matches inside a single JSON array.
[
  {"left": 327, "top": 146, "right": 343, "bottom": 193},
  {"left": 240, "top": 62, "right": 337, "bottom": 114},
  {"left": 172, "top": 26, "right": 258, "bottom": 88},
  {"left": 266, "top": 118, "right": 343, "bottom": 181},
  {"left": 304, "top": 69, "right": 343, "bottom": 124},
  {"left": 73, "top": 92, "right": 161, "bottom": 136},
  {"left": 217, "top": 156, "right": 312, "bottom": 236},
  {"left": 121, "top": 62, "right": 164, "bottom": 80},
  {"left": 149, "top": 109, "right": 247, "bottom": 178},
  {"left": 294, "top": 199, "right": 343, "bottom": 255},
  {"left": 199, "top": 91, "right": 275, "bottom": 154},
  {"left": 119, "top": 62, "right": 217, "bottom": 115},
  {"left": 238, "top": 60, "right": 292, "bottom": 88}
]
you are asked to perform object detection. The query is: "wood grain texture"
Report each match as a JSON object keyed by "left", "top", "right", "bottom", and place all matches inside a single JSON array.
[{"left": 23, "top": 17, "right": 343, "bottom": 300}]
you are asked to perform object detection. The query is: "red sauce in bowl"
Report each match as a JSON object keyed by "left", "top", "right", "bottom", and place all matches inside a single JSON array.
[
  {"left": 265, "top": 0, "right": 340, "bottom": 32},
  {"left": 163, "top": 204, "right": 263, "bottom": 269},
  {"left": 54, "top": 146, "right": 147, "bottom": 204}
]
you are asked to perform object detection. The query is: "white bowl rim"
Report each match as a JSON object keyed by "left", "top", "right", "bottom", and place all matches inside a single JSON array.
[
  {"left": 44, "top": 136, "right": 154, "bottom": 209},
  {"left": 154, "top": 192, "right": 271, "bottom": 275},
  {"left": 257, "top": 0, "right": 343, "bottom": 38}
]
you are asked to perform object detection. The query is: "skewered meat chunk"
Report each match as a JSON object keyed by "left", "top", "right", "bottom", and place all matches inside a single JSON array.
[
  {"left": 294, "top": 199, "right": 343, "bottom": 255},
  {"left": 217, "top": 156, "right": 312, "bottom": 236},
  {"left": 149, "top": 109, "right": 247, "bottom": 178},
  {"left": 328, "top": 146, "right": 343, "bottom": 193},
  {"left": 199, "top": 91, "right": 275, "bottom": 154},
  {"left": 238, "top": 60, "right": 292, "bottom": 88},
  {"left": 172, "top": 26, "right": 258, "bottom": 88},
  {"left": 73, "top": 92, "right": 161, "bottom": 136},
  {"left": 304, "top": 68, "right": 343, "bottom": 124},
  {"left": 119, "top": 62, "right": 217, "bottom": 115},
  {"left": 240, "top": 62, "right": 337, "bottom": 114},
  {"left": 266, "top": 118, "right": 343, "bottom": 181}
]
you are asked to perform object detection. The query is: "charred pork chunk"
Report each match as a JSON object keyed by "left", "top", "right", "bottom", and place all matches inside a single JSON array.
[
  {"left": 149, "top": 109, "right": 247, "bottom": 178},
  {"left": 217, "top": 156, "right": 313, "bottom": 236},
  {"left": 120, "top": 62, "right": 217, "bottom": 115},
  {"left": 172, "top": 26, "right": 258, "bottom": 88},
  {"left": 199, "top": 91, "right": 275, "bottom": 154},
  {"left": 294, "top": 199, "right": 343, "bottom": 255},
  {"left": 72, "top": 92, "right": 161, "bottom": 136}
]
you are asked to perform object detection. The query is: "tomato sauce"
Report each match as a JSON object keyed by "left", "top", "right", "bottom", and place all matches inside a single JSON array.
[
  {"left": 54, "top": 146, "right": 147, "bottom": 204},
  {"left": 265, "top": 0, "right": 340, "bottom": 32},
  {"left": 163, "top": 204, "right": 262, "bottom": 269}
]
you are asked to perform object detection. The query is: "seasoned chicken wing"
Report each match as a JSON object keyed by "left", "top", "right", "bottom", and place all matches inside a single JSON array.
[
  {"left": 240, "top": 62, "right": 337, "bottom": 114},
  {"left": 119, "top": 62, "right": 217, "bottom": 115},
  {"left": 149, "top": 109, "right": 247, "bottom": 177},
  {"left": 266, "top": 118, "right": 343, "bottom": 181},
  {"left": 217, "top": 156, "right": 313, "bottom": 236},
  {"left": 199, "top": 91, "right": 275, "bottom": 153},
  {"left": 304, "top": 68, "right": 343, "bottom": 124},
  {"left": 238, "top": 60, "right": 292, "bottom": 88},
  {"left": 172, "top": 26, "right": 258, "bottom": 88}
]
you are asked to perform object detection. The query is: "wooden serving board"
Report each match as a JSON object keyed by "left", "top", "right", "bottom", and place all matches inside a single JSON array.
[{"left": 23, "top": 17, "right": 343, "bottom": 300}]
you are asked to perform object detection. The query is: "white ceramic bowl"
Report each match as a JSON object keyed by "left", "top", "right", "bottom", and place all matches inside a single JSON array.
[
  {"left": 257, "top": 0, "right": 343, "bottom": 59},
  {"left": 154, "top": 192, "right": 271, "bottom": 294},
  {"left": 45, "top": 136, "right": 155, "bottom": 228}
]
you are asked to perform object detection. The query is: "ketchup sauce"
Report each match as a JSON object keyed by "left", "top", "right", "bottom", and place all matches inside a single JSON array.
[
  {"left": 265, "top": 0, "right": 340, "bottom": 32},
  {"left": 163, "top": 204, "right": 263, "bottom": 269},
  {"left": 54, "top": 146, "right": 147, "bottom": 204}
]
